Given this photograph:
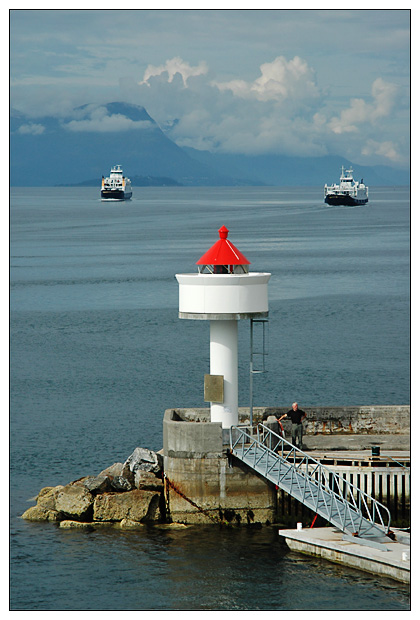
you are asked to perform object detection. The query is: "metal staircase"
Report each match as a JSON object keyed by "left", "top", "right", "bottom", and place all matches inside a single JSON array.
[{"left": 230, "top": 423, "right": 391, "bottom": 539}]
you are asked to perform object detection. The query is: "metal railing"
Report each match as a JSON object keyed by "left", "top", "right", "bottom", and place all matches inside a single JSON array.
[{"left": 230, "top": 423, "right": 391, "bottom": 538}]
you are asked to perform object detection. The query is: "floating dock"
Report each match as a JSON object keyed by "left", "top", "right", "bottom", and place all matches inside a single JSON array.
[{"left": 279, "top": 526, "right": 410, "bottom": 583}]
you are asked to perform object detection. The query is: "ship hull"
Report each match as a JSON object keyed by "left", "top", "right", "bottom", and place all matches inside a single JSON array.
[
  {"left": 101, "top": 189, "right": 132, "bottom": 201},
  {"left": 325, "top": 194, "right": 368, "bottom": 206}
]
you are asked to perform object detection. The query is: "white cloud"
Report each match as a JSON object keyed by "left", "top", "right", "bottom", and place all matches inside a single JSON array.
[
  {"left": 17, "top": 123, "right": 45, "bottom": 135},
  {"left": 12, "top": 43, "right": 407, "bottom": 167},
  {"left": 130, "top": 57, "right": 405, "bottom": 164},
  {"left": 214, "top": 56, "right": 319, "bottom": 104},
  {"left": 10, "top": 10, "right": 409, "bottom": 168},
  {"left": 134, "top": 54, "right": 325, "bottom": 156},
  {"left": 328, "top": 77, "right": 397, "bottom": 134},
  {"left": 140, "top": 57, "right": 208, "bottom": 88},
  {"left": 361, "top": 139, "right": 402, "bottom": 163},
  {"left": 64, "top": 107, "right": 153, "bottom": 132}
]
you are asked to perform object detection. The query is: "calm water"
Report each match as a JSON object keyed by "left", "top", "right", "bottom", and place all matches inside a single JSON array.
[{"left": 10, "top": 186, "right": 410, "bottom": 610}]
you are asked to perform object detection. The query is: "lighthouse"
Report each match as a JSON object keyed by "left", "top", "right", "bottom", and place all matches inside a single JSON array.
[{"left": 176, "top": 226, "right": 271, "bottom": 429}]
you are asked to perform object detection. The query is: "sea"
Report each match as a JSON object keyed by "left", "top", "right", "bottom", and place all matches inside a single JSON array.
[{"left": 10, "top": 185, "right": 410, "bottom": 611}]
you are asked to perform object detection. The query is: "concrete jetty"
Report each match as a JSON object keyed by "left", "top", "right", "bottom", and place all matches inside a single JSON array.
[
  {"left": 278, "top": 526, "right": 410, "bottom": 583},
  {"left": 22, "top": 403, "right": 409, "bottom": 584},
  {"left": 163, "top": 406, "right": 410, "bottom": 523},
  {"left": 164, "top": 405, "right": 410, "bottom": 583}
]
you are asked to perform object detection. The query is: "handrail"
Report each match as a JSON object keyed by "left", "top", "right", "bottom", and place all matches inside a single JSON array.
[
  {"left": 382, "top": 454, "right": 410, "bottom": 471},
  {"left": 230, "top": 424, "right": 391, "bottom": 537}
]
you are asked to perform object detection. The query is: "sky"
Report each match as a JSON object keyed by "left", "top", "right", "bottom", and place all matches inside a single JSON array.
[{"left": 9, "top": 7, "right": 411, "bottom": 168}]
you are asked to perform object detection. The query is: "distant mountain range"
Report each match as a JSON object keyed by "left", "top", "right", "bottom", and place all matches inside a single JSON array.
[
  {"left": 10, "top": 101, "right": 409, "bottom": 187},
  {"left": 63, "top": 175, "right": 182, "bottom": 188}
]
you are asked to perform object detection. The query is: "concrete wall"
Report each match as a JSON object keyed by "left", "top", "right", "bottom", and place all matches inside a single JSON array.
[
  {"left": 270, "top": 405, "right": 410, "bottom": 435},
  {"left": 163, "top": 409, "right": 223, "bottom": 458},
  {"left": 164, "top": 454, "right": 277, "bottom": 525},
  {"left": 162, "top": 406, "right": 410, "bottom": 526},
  {"left": 163, "top": 409, "right": 276, "bottom": 524},
  {"left": 170, "top": 405, "right": 410, "bottom": 435}
]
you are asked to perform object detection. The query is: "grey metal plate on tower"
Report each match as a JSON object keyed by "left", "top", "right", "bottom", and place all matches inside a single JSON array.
[{"left": 204, "top": 374, "right": 224, "bottom": 403}]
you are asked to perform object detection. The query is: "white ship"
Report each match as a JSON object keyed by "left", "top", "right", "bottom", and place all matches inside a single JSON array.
[
  {"left": 324, "top": 166, "right": 368, "bottom": 206},
  {"left": 101, "top": 165, "right": 132, "bottom": 201}
]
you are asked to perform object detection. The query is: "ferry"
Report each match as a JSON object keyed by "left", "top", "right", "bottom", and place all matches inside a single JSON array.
[
  {"left": 324, "top": 166, "right": 368, "bottom": 206},
  {"left": 101, "top": 165, "right": 132, "bottom": 201}
]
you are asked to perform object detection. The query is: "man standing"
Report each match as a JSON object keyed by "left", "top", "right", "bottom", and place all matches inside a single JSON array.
[{"left": 278, "top": 402, "right": 307, "bottom": 449}]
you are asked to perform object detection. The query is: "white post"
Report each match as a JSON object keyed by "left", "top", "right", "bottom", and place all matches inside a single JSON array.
[{"left": 209, "top": 320, "right": 238, "bottom": 428}]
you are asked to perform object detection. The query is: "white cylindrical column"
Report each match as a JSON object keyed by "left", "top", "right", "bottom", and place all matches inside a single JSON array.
[{"left": 209, "top": 319, "right": 238, "bottom": 428}]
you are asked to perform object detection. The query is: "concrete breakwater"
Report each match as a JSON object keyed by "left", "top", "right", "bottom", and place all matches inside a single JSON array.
[
  {"left": 265, "top": 404, "right": 409, "bottom": 438},
  {"left": 172, "top": 405, "right": 410, "bottom": 437},
  {"left": 163, "top": 406, "right": 410, "bottom": 526},
  {"left": 22, "top": 405, "right": 410, "bottom": 530}
]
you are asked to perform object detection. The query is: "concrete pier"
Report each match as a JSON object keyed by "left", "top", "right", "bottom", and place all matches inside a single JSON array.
[
  {"left": 278, "top": 526, "right": 410, "bottom": 583},
  {"left": 163, "top": 409, "right": 277, "bottom": 524},
  {"left": 162, "top": 406, "right": 410, "bottom": 529}
]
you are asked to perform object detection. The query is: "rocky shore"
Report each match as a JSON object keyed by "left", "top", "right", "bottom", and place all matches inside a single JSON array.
[{"left": 21, "top": 447, "right": 171, "bottom": 530}]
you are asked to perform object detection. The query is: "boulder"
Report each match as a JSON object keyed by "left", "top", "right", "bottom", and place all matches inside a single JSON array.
[
  {"left": 122, "top": 448, "right": 163, "bottom": 484},
  {"left": 93, "top": 489, "right": 161, "bottom": 523},
  {"left": 36, "top": 485, "right": 64, "bottom": 511},
  {"left": 154, "top": 522, "right": 190, "bottom": 530},
  {"left": 82, "top": 475, "right": 112, "bottom": 494},
  {"left": 134, "top": 470, "right": 164, "bottom": 491},
  {"left": 110, "top": 476, "right": 133, "bottom": 492},
  {"left": 55, "top": 485, "right": 94, "bottom": 519},
  {"left": 118, "top": 518, "right": 146, "bottom": 530},
  {"left": 21, "top": 505, "right": 63, "bottom": 522},
  {"left": 37, "top": 486, "right": 55, "bottom": 499},
  {"left": 59, "top": 520, "right": 93, "bottom": 529},
  {"left": 98, "top": 462, "right": 124, "bottom": 478}
]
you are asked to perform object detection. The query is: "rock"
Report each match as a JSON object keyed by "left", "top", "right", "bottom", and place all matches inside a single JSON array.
[
  {"left": 37, "top": 486, "right": 55, "bottom": 499},
  {"left": 98, "top": 462, "right": 124, "bottom": 478},
  {"left": 122, "top": 447, "right": 163, "bottom": 483},
  {"left": 154, "top": 523, "right": 190, "bottom": 530},
  {"left": 93, "top": 489, "right": 161, "bottom": 523},
  {"left": 134, "top": 470, "right": 164, "bottom": 491},
  {"left": 59, "top": 520, "right": 93, "bottom": 529},
  {"left": 21, "top": 505, "right": 63, "bottom": 522},
  {"left": 36, "top": 485, "right": 64, "bottom": 511},
  {"left": 55, "top": 485, "right": 94, "bottom": 519},
  {"left": 82, "top": 475, "right": 112, "bottom": 494},
  {"left": 117, "top": 518, "right": 145, "bottom": 530},
  {"left": 110, "top": 476, "right": 133, "bottom": 492},
  {"left": 90, "top": 521, "right": 114, "bottom": 529}
]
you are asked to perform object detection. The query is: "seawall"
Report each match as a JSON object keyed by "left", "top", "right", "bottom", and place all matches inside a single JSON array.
[
  {"left": 163, "top": 406, "right": 410, "bottom": 526},
  {"left": 171, "top": 405, "right": 410, "bottom": 436}
]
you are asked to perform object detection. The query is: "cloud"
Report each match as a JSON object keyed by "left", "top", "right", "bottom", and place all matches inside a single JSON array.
[
  {"left": 63, "top": 107, "right": 153, "bottom": 132},
  {"left": 12, "top": 42, "right": 406, "bottom": 166},
  {"left": 328, "top": 78, "right": 397, "bottom": 134},
  {"left": 17, "top": 123, "right": 45, "bottom": 135},
  {"left": 131, "top": 55, "right": 325, "bottom": 156},
  {"left": 126, "top": 56, "right": 404, "bottom": 164},
  {"left": 140, "top": 57, "right": 208, "bottom": 88},
  {"left": 214, "top": 56, "right": 319, "bottom": 104},
  {"left": 361, "top": 139, "right": 402, "bottom": 163}
]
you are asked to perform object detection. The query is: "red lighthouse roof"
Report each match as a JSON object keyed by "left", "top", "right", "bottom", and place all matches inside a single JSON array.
[{"left": 196, "top": 226, "right": 251, "bottom": 271}]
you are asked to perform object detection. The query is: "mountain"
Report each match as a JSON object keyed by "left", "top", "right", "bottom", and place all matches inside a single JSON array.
[
  {"left": 10, "top": 102, "right": 409, "bottom": 187},
  {"left": 66, "top": 175, "right": 182, "bottom": 187},
  {"left": 182, "top": 148, "right": 410, "bottom": 187},
  {"left": 10, "top": 102, "right": 245, "bottom": 187}
]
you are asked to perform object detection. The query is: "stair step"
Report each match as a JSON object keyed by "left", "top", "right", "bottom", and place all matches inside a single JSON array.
[{"left": 232, "top": 431, "right": 387, "bottom": 540}]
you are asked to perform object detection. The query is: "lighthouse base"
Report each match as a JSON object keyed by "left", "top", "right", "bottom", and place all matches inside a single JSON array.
[{"left": 163, "top": 409, "right": 277, "bottom": 525}]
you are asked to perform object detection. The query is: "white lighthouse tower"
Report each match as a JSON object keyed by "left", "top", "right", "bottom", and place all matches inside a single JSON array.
[{"left": 176, "top": 225, "right": 271, "bottom": 429}]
